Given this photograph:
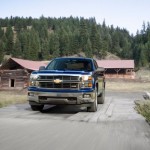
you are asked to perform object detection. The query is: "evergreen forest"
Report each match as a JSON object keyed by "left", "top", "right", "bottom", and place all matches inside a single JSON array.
[{"left": 0, "top": 16, "right": 150, "bottom": 68}]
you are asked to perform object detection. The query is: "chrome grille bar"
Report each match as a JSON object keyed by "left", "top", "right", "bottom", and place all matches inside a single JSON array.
[{"left": 38, "top": 75, "right": 80, "bottom": 89}]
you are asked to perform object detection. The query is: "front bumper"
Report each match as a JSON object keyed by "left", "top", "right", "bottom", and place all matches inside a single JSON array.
[{"left": 28, "top": 90, "right": 96, "bottom": 105}]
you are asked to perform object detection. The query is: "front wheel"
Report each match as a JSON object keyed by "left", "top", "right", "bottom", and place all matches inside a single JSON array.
[
  {"left": 30, "top": 105, "right": 44, "bottom": 111},
  {"left": 97, "top": 90, "right": 105, "bottom": 104},
  {"left": 87, "top": 90, "right": 97, "bottom": 112}
]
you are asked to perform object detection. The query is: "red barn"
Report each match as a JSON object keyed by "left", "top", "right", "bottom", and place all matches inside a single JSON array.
[{"left": 96, "top": 60, "right": 135, "bottom": 79}]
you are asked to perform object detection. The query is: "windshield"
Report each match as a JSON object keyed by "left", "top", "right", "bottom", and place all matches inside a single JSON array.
[{"left": 46, "top": 58, "right": 93, "bottom": 71}]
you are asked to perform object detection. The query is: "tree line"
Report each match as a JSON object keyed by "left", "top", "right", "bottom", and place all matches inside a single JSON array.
[{"left": 0, "top": 16, "right": 149, "bottom": 68}]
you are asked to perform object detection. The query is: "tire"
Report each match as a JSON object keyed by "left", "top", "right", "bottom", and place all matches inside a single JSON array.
[
  {"left": 87, "top": 90, "right": 97, "bottom": 112},
  {"left": 30, "top": 105, "right": 44, "bottom": 111},
  {"left": 98, "top": 90, "right": 105, "bottom": 104}
]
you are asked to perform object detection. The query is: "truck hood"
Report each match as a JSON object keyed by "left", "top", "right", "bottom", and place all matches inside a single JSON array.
[{"left": 32, "top": 70, "right": 92, "bottom": 75}]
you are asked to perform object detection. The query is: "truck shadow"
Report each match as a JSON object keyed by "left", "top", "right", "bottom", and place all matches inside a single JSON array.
[{"left": 40, "top": 105, "right": 87, "bottom": 114}]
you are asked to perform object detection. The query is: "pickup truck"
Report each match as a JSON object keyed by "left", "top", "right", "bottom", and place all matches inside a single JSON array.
[{"left": 28, "top": 57, "right": 105, "bottom": 112}]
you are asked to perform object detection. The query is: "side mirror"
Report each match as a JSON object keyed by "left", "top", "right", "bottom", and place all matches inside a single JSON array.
[
  {"left": 39, "top": 66, "right": 46, "bottom": 71},
  {"left": 94, "top": 67, "right": 105, "bottom": 76},
  {"left": 97, "top": 67, "right": 105, "bottom": 72}
]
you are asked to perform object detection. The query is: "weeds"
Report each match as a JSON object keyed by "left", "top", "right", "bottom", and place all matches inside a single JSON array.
[
  {"left": 135, "top": 100, "right": 150, "bottom": 123},
  {"left": 0, "top": 91, "right": 27, "bottom": 108}
]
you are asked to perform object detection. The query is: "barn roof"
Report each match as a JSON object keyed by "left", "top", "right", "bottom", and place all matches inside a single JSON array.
[
  {"left": 96, "top": 60, "right": 134, "bottom": 69},
  {"left": 0, "top": 58, "right": 48, "bottom": 71},
  {"left": 0, "top": 58, "right": 134, "bottom": 71}
]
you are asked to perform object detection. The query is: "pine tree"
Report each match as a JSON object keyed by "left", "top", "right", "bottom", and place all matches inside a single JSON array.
[
  {"left": 5, "top": 26, "right": 14, "bottom": 55},
  {"left": 79, "top": 18, "right": 89, "bottom": 51},
  {"left": 139, "top": 48, "right": 148, "bottom": 67},
  {"left": 19, "top": 31, "right": 30, "bottom": 59},
  {"left": 90, "top": 24, "right": 98, "bottom": 53},
  {"left": 0, "top": 27, "right": 4, "bottom": 38},
  {"left": 13, "top": 37, "right": 22, "bottom": 57},
  {"left": 85, "top": 38, "right": 92, "bottom": 58},
  {"left": 111, "top": 31, "right": 120, "bottom": 55},
  {"left": 49, "top": 33, "right": 60, "bottom": 58},
  {"left": 59, "top": 28, "right": 70, "bottom": 56},
  {"left": 70, "top": 32, "right": 80, "bottom": 54},
  {"left": 40, "top": 39, "right": 49, "bottom": 60},
  {"left": 0, "top": 41, "right": 4, "bottom": 63},
  {"left": 29, "top": 29, "right": 40, "bottom": 60}
]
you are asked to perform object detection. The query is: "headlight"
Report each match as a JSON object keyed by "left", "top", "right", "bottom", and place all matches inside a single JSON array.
[
  {"left": 82, "top": 75, "right": 88, "bottom": 81},
  {"left": 81, "top": 75, "right": 93, "bottom": 88},
  {"left": 82, "top": 75, "right": 92, "bottom": 81},
  {"left": 30, "top": 74, "right": 39, "bottom": 80},
  {"left": 29, "top": 74, "right": 39, "bottom": 86}
]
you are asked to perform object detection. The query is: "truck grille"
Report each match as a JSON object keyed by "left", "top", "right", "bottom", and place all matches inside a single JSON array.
[{"left": 38, "top": 75, "right": 80, "bottom": 89}]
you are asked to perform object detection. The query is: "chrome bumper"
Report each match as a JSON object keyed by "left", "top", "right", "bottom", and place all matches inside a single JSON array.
[{"left": 28, "top": 91, "right": 96, "bottom": 105}]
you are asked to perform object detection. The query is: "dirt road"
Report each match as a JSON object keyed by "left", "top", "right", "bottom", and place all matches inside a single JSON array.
[{"left": 0, "top": 91, "right": 150, "bottom": 150}]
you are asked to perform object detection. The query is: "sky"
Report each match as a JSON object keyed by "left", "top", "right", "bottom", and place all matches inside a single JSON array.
[{"left": 0, "top": 0, "right": 150, "bottom": 35}]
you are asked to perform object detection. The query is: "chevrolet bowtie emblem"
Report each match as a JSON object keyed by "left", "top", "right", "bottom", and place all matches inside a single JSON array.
[{"left": 54, "top": 79, "right": 62, "bottom": 84}]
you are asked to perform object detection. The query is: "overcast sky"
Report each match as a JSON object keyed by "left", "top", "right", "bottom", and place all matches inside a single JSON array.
[{"left": 0, "top": 0, "right": 150, "bottom": 35}]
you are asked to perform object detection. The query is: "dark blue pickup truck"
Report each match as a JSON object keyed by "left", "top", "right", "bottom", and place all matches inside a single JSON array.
[{"left": 28, "top": 57, "right": 105, "bottom": 112}]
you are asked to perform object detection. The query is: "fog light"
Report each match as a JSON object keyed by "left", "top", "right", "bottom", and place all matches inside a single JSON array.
[
  {"left": 88, "top": 83, "right": 92, "bottom": 87},
  {"left": 83, "top": 94, "right": 91, "bottom": 98}
]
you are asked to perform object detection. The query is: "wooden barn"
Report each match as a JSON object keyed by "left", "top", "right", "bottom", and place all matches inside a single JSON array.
[
  {"left": 96, "top": 60, "right": 135, "bottom": 79},
  {"left": 0, "top": 58, "right": 47, "bottom": 89}
]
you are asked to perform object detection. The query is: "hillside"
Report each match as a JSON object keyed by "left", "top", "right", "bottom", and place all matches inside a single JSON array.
[{"left": 0, "top": 16, "right": 149, "bottom": 68}]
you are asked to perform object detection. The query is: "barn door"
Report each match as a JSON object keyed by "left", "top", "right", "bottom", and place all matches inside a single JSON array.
[{"left": 9, "top": 79, "right": 15, "bottom": 87}]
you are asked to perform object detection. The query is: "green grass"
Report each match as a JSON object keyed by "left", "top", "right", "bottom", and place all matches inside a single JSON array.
[
  {"left": 135, "top": 100, "right": 150, "bottom": 123},
  {"left": 0, "top": 91, "right": 27, "bottom": 108}
]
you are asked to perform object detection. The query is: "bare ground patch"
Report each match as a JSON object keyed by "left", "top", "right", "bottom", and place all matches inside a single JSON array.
[{"left": 106, "top": 79, "right": 150, "bottom": 92}]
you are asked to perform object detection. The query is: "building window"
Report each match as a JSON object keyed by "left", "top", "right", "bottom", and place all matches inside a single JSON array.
[{"left": 10, "top": 79, "right": 15, "bottom": 87}]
